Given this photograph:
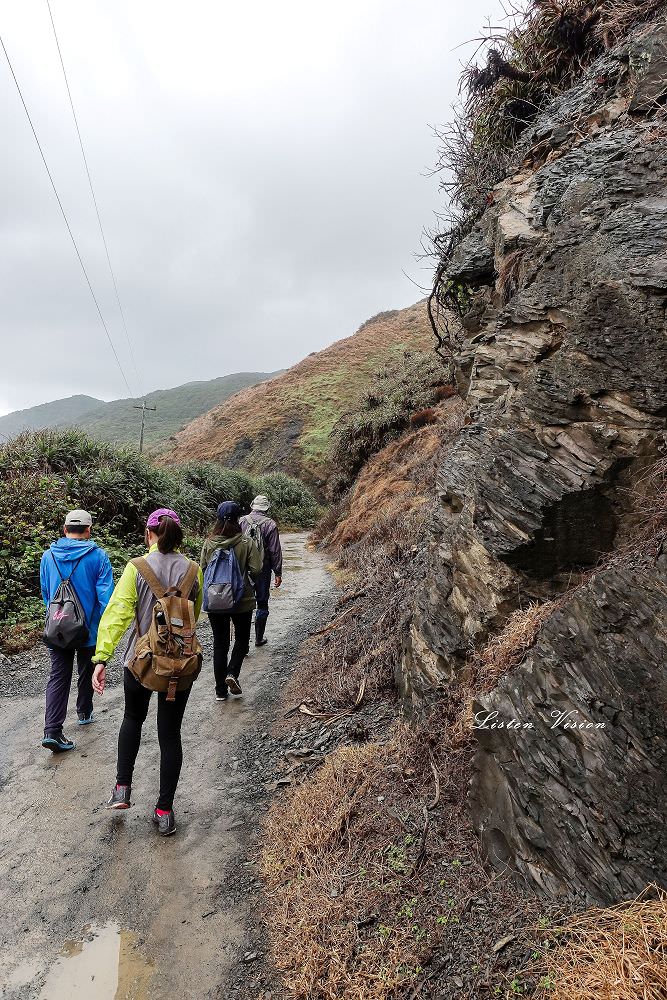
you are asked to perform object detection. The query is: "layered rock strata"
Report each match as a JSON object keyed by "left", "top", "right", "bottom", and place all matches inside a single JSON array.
[{"left": 405, "top": 21, "right": 667, "bottom": 903}]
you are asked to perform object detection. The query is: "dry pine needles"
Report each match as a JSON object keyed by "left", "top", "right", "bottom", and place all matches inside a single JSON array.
[{"left": 532, "top": 885, "right": 667, "bottom": 999}]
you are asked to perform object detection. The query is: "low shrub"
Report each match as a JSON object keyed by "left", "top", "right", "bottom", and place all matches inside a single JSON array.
[
  {"left": 253, "top": 471, "right": 321, "bottom": 530},
  {"left": 0, "top": 430, "right": 319, "bottom": 652}
]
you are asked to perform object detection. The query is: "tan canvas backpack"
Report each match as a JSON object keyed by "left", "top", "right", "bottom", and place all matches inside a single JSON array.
[{"left": 128, "top": 556, "right": 203, "bottom": 701}]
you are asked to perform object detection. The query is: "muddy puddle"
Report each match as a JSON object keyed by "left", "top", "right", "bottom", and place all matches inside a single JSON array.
[{"left": 38, "top": 923, "right": 154, "bottom": 1000}]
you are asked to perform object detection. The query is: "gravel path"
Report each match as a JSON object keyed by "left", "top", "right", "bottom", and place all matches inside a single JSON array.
[{"left": 0, "top": 533, "right": 334, "bottom": 1000}]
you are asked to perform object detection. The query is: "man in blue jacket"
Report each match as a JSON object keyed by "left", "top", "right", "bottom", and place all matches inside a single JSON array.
[{"left": 40, "top": 509, "right": 114, "bottom": 752}]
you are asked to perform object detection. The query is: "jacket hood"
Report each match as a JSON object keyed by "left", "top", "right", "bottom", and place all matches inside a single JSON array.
[
  {"left": 49, "top": 538, "right": 98, "bottom": 563},
  {"left": 217, "top": 534, "right": 243, "bottom": 550}
]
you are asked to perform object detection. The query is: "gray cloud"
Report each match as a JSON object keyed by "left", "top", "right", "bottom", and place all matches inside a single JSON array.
[{"left": 0, "top": 0, "right": 501, "bottom": 413}]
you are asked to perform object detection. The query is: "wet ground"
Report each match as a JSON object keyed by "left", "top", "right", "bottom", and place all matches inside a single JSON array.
[{"left": 0, "top": 534, "right": 333, "bottom": 1000}]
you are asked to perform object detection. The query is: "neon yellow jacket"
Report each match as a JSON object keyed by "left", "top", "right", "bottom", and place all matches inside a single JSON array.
[{"left": 93, "top": 544, "right": 203, "bottom": 664}]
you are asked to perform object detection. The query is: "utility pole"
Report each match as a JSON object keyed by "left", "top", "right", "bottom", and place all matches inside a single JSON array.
[{"left": 133, "top": 400, "right": 157, "bottom": 453}]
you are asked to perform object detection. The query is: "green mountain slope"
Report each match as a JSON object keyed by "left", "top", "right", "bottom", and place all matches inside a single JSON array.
[
  {"left": 76, "top": 372, "right": 279, "bottom": 450},
  {"left": 0, "top": 395, "right": 102, "bottom": 440}
]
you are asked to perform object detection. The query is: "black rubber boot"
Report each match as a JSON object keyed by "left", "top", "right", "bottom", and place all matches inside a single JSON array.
[{"left": 255, "top": 620, "right": 268, "bottom": 647}]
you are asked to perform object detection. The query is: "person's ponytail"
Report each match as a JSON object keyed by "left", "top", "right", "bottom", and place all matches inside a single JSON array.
[{"left": 154, "top": 515, "right": 184, "bottom": 554}]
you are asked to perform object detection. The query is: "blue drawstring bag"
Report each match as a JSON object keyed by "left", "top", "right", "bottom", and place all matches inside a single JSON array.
[{"left": 203, "top": 547, "right": 245, "bottom": 612}]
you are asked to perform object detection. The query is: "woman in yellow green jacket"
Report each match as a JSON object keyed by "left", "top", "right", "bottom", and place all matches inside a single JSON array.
[{"left": 92, "top": 508, "right": 203, "bottom": 836}]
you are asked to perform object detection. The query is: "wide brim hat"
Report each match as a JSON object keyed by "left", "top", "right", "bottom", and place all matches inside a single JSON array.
[{"left": 251, "top": 495, "right": 271, "bottom": 512}]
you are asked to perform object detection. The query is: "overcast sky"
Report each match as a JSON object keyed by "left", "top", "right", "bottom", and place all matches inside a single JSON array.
[{"left": 0, "top": 0, "right": 502, "bottom": 414}]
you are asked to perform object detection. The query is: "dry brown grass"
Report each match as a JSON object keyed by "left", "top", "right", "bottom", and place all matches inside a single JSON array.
[
  {"left": 329, "top": 397, "right": 463, "bottom": 550},
  {"left": 261, "top": 738, "right": 431, "bottom": 1000},
  {"left": 163, "top": 301, "right": 433, "bottom": 483},
  {"left": 476, "top": 599, "right": 563, "bottom": 692},
  {"left": 261, "top": 726, "right": 543, "bottom": 1000},
  {"left": 532, "top": 886, "right": 667, "bottom": 999},
  {"left": 280, "top": 402, "right": 464, "bottom": 715}
]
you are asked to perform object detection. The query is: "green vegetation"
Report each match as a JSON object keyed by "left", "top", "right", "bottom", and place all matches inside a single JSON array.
[
  {"left": 328, "top": 348, "right": 449, "bottom": 495},
  {"left": 0, "top": 429, "right": 319, "bottom": 653}
]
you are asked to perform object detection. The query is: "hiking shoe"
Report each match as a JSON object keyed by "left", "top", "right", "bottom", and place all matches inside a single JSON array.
[
  {"left": 77, "top": 711, "right": 95, "bottom": 726},
  {"left": 106, "top": 784, "right": 131, "bottom": 810},
  {"left": 42, "top": 733, "right": 76, "bottom": 753},
  {"left": 153, "top": 809, "right": 176, "bottom": 836},
  {"left": 225, "top": 674, "right": 242, "bottom": 695}
]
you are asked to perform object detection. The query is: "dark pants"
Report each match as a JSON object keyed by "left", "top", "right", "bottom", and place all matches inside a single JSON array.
[
  {"left": 116, "top": 667, "right": 191, "bottom": 811},
  {"left": 254, "top": 565, "right": 272, "bottom": 624},
  {"left": 209, "top": 611, "right": 253, "bottom": 695},
  {"left": 44, "top": 646, "right": 95, "bottom": 736}
]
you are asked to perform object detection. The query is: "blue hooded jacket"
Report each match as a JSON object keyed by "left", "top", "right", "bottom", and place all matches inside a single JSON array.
[{"left": 40, "top": 538, "right": 114, "bottom": 646}]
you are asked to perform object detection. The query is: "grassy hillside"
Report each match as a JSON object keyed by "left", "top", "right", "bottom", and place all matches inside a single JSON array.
[
  {"left": 0, "top": 395, "right": 102, "bottom": 440},
  {"left": 164, "top": 302, "right": 434, "bottom": 485},
  {"left": 76, "top": 372, "right": 278, "bottom": 450}
]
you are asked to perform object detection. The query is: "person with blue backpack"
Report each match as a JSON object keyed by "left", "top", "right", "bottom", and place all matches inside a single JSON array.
[
  {"left": 200, "top": 501, "right": 263, "bottom": 700},
  {"left": 39, "top": 509, "right": 114, "bottom": 752}
]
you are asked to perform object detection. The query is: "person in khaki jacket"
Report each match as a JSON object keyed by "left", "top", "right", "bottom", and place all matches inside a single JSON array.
[{"left": 200, "top": 501, "right": 263, "bottom": 701}]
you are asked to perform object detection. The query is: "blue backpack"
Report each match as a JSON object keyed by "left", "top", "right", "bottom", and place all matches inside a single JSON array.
[{"left": 203, "top": 546, "right": 245, "bottom": 612}]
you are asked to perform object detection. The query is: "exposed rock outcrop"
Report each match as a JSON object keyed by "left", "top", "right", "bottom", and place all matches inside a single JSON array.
[{"left": 403, "top": 21, "right": 667, "bottom": 904}]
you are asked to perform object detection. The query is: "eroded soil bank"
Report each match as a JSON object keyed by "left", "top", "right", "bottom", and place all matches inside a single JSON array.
[{"left": 0, "top": 534, "right": 332, "bottom": 1000}]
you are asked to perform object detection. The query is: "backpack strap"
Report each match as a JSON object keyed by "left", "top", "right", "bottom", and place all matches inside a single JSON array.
[
  {"left": 50, "top": 550, "right": 89, "bottom": 584},
  {"left": 50, "top": 552, "right": 65, "bottom": 582},
  {"left": 178, "top": 560, "right": 199, "bottom": 600},
  {"left": 131, "top": 556, "right": 167, "bottom": 599}
]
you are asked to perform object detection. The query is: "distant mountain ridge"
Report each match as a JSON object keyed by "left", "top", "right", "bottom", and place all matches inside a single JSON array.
[
  {"left": 0, "top": 395, "right": 103, "bottom": 440},
  {"left": 0, "top": 372, "right": 278, "bottom": 450}
]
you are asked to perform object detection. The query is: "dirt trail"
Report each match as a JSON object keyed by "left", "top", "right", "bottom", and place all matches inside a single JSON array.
[{"left": 0, "top": 534, "right": 332, "bottom": 1000}]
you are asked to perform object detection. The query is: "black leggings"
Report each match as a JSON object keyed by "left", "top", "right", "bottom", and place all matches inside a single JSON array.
[
  {"left": 116, "top": 667, "right": 191, "bottom": 811},
  {"left": 208, "top": 611, "right": 253, "bottom": 696}
]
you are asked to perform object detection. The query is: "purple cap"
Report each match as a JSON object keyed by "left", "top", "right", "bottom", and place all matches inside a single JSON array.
[{"left": 146, "top": 508, "right": 181, "bottom": 528}]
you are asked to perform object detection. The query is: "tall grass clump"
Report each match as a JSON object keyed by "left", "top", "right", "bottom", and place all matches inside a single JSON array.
[{"left": 0, "top": 429, "right": 319, "bottom": 652}]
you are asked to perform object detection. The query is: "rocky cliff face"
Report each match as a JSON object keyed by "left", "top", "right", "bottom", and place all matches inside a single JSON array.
[{"left": 403, "top": 21, "right": 667, "bottom": 905}]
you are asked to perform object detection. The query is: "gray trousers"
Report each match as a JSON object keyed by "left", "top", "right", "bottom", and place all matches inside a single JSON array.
[{"left": 44, "top": 646, "right": 95, "bottom": 736}]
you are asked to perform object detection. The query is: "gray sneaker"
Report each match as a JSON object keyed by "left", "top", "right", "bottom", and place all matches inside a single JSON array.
[
  {"left": 106, "top": 784, "right": 131, "bottom": 810},
  {"left": 153, "top": 809, "right": 176, "bottom": 836}
]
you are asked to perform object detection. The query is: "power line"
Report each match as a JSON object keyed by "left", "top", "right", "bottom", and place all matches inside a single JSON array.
[
  {"left": 0, "top": 31, "right": 134, "bottom": 399},
  {"left": 46, "top": 0, "right": 144, "bottom": 399}
]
